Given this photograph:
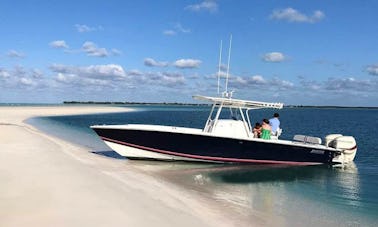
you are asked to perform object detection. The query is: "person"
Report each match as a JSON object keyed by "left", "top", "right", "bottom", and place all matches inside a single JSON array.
[
  {"left": 252, "top": 122, "right": 262, "bottom": 138},
  {"left": 260, "top": 119, "right": 271, "bottom": 140},
  {"left": 269, "top": 113, "right": 280, "bottom": 136}
]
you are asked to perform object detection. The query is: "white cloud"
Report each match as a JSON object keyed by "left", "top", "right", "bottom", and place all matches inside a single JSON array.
[
  {"left": 0, "top": 68, "right": 10, "bottom": 78},
  {"left": 82, "top": 41, "right": 109, "bottom": 57},
  {"left": 232, "top": 76, "right": 248, "bottom": 86},
  {"left": 298, "top": 77, "right": 322, "bottom": 91},
  {"left": 174, "top": 23, "right": 190, "bottom": 33},
  {"left": 84, "top": 64, "right": 126, "bottom": 78},
  {"left": 0, "top": 66, "right": 46, "bottom": 89},
  {"left": 111, "top": 48, "right": 122, "bottom": 56},
  {"left": 128, "top": 70, "right": 143, "bottom": 76},
  {"left": 19, "top": 77, "right": 34, "bottom": 86},
  {"left": 13, "top": 65, "right": 27, "bottom": 76},
  {"left": 50, "top": 64, "right": 128, "bottom": 90},
  {"left": 270, "top": 8, "right": 325, "bottom": 23},
  {"left": 174, "top": 59, "right": 202, "bottom": 69},
  {"left": 271, "top": 77, "right": 294, "bottom": 89},
  {"left": 324, "top": 77, "right": 376, "bottom": 91},
  {"left": 366, "top": 64, "right": 378, "bottom": 76},
  {"left": 49, "top": 40, "right": 120, "bottom": 57},
  {"left": 216, "top": 70, "right": 228, "bottom": 78},
  {"left": 50, "top": 64, "right": 126, "bottom": 79},
  {"left": 163, "top": 30, "right": 176, "bottom": 36},
  {"left": 185, "top": 0, "right": 218, "bottom": 13},
  {"left": 1, "top": 62, "right": 378, "bottom": 105},
  {"left": 67, "top": 68, "right": 184, "bottom": 90},
  {"left": 0, "top": 64, "right": 128, "bottom": 93},
  {"left": 49, "top": 40, "right": 69, "bottom": 49},
  {"left": 55, "top": 72, "right": 111, "bottom": 87},
  {"left": 31, "top": 69, "right": 44, "bottom": 78},
  {"left": 75, "top": 24, "right": 102, "bottom": 33},
  {"left": 298, "top": 76, "right": 378, "bottom": 95},
  {"left": 251, "top": 75, "right": 266, "bottom": 84},
  {"left": 138, "top": 72, "right": 186, "bottom": 87},
  {"left": 159, "top": 72, "right": 186, "bottom": 85},
  {"left": 144, "top": 58, "right": 169, "bottom": 67},
  {"left": 263, "top": 52, "right": 286, "bottom": 62},
  {"left": 229, "top": 74, "right": 293, "bottom": 92},
  {"left": 56, "top": 73, "right": 76, "bottom": 83},
  {"left": 163, "top": 23, "right": 190, "bottom": 36},
  {"left": 7, "top": 50, "right": 25, "bottom": 58},
  {"left": 220, "top": 64, "right": 228, "bottom": 71}
]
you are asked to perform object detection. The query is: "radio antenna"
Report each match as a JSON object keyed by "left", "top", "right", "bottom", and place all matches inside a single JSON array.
[
  {"left": 225, "top": 34, "right": 232, "bottom": 97},
  {"left": 217, "top": 40, "right": 223, "bottom": 95}
]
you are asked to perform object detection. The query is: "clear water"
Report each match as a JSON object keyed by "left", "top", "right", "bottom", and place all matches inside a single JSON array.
[{"left": 28, "top": 106, "right": 378, "bottom": 226}]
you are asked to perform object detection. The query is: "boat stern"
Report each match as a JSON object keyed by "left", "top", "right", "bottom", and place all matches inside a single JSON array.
[{"left": 327, "top": 135, "right": 357, "bottom": 164}]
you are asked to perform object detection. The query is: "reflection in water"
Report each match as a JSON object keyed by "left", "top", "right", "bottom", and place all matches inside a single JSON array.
[
  {"left": 138, "top": 161, "right": 373, "bottom": 226},
  {"left": 207, "top": 164, "right": 331, "bottom": 184},
  {"left": 332, "top": 163, "right": 361, "bottom": 208},
  {"left": 206, "top": 163, "right": 363, "bottom": 220}
]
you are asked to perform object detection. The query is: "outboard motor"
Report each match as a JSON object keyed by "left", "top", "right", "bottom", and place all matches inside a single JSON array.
[
  {"left": 326, "top": 134, "right": 357, "bottom": 164},
  {"left": 325, "top": 134, "right": 343, "bottom": 147}
]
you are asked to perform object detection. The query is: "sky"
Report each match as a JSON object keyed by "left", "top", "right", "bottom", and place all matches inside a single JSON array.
[{"left": 0, "top": 0, "right": 378, "bottom": 106}]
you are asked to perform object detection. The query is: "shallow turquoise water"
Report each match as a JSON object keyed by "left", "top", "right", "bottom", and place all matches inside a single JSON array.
[{"left": 29, "top": 106, "right": 378, "bottom": 226}]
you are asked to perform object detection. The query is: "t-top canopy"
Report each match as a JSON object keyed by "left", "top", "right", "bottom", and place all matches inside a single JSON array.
[{"left": 193, "top": 95, "right": 283, "bottom": 109}]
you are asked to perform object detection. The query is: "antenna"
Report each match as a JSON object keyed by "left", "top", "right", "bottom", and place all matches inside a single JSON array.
[
  {"left": 217, "top": 40, "right": 223, "bottom": 95},
  {"left": 225, "top": 34, "right": 232, "bottom": 97}
]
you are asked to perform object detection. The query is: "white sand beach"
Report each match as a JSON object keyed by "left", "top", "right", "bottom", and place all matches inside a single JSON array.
[{"left": 0, "top": 106, "right": 257, "bottom": 227}]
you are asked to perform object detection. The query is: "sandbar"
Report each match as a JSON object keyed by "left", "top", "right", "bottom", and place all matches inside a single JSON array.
[{"left": 0, "top": 106, "right": 253, "bottom": 227}]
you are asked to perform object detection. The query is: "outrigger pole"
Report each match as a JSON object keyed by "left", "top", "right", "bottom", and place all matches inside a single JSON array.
[
  {"left": 217, "top": 40, "right": 223, "bottom": 95},
  {"left": 225, "top": 34, "right": 232, "bottom": 97}
]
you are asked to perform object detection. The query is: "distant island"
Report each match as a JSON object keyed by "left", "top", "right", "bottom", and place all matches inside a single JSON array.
[
  {"left": 62, "top": 101, "right": 378, "bottom": 109},
  {"left": 63, "top": 101, "right": 209, "bottom": 106},
  {"left": 285, "top": 105, "right": 378, "bottom": 109}
]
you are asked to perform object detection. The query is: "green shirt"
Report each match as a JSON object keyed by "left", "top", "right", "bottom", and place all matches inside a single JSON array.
[{"left": 261, "top": 128, "right": 271, "bottom": 140}]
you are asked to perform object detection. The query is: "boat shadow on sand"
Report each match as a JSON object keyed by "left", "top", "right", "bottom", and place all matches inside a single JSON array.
[{"left": 91, "top": 150, "right": 126, "bottom": 159}]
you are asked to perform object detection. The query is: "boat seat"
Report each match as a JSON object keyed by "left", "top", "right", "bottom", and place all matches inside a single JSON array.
[
  {"left": 293, "top": 135, "right": 322, "bottom": 145},
  {"left": 271, "top": 128, "right": 282, "bottom": 137}
]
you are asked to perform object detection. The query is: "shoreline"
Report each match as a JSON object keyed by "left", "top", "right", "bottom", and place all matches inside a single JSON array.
[{"left": 0, "top": 106, "right": 256, "bottom": 227}]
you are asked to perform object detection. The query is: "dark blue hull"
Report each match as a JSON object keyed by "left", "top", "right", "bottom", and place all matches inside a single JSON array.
[{"left": 92, "top": 128, "right": 337, "bottom": 165}]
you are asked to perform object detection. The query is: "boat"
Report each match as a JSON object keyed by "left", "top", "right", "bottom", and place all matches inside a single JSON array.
[
  {"left": 91, "top": 94, "right": 357, "bottom": 165},
  {"left": 90, "top": 38, "right": 357, "bottom": 165}
]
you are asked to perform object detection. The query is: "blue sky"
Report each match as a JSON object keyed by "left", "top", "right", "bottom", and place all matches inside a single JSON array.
[{"left": 1, "top": 0, "right": 378, "bottom": 106}]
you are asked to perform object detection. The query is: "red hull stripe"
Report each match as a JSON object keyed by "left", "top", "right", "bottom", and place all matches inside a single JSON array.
[
  {"left": 101, "top": 136, "right": 321, "bottom": 165},
  {"left": 345, "top": 145, "right": 357, "bottom": 150}
]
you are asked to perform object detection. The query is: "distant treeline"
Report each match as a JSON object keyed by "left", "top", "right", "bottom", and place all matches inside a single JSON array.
[
  {"left": 62, "top": 101, "right": 377, "bottom": 109},
  {"left": 63, "top": 101, "right": 209, "bottom": 106},
  {"left": 285, "top": 105, "right": 378, "bottom": 109}
]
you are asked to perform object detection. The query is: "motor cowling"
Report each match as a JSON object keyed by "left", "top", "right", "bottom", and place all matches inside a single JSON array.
[
  {"left": 327, "top": 135, "right": 357, "bottom": 163},
  {"left": 333, "top": 136, "right": 357, "bottom": 153},
  {"left": 325, "top": 134, "right": 343, "bottom": 147}
]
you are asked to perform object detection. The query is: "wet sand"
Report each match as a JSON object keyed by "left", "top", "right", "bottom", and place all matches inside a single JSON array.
[{"left": 0, "top": 106, "right": 257, "bottom": 227}]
